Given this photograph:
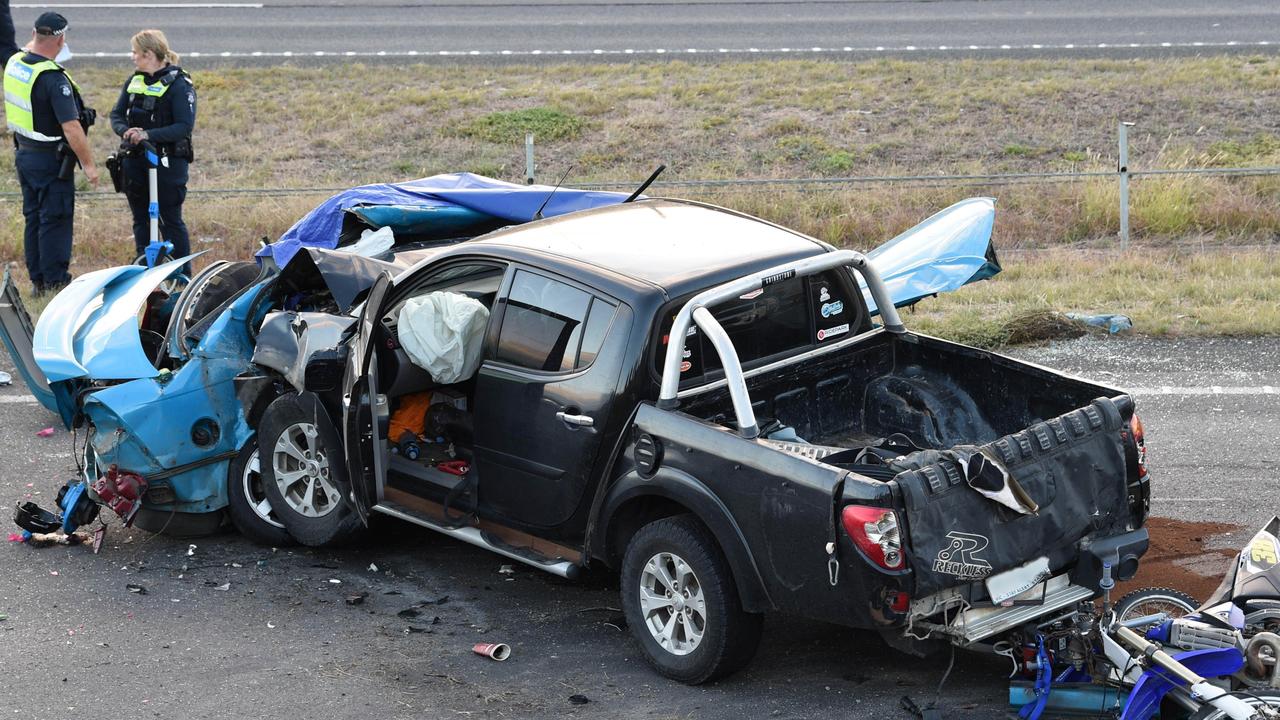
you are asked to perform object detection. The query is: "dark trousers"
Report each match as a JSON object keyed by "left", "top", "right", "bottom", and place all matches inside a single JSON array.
[
  {"left": 122, "top": 155, "right": 190, "bottom": 260},
  {"left": 0, "top": 0, "right": 19, "bottom": 64},
  {"left": 16, "top": 148, "right": 75, "bottom": 290}
]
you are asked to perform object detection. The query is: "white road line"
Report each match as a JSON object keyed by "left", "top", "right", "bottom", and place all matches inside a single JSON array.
[
  {"left": 65, "top": 39, "right": 1280, "bottom": 60},
  {"left": 1152, "top": 498, "right": 1233, "bottom": 502},
  {"left": 0, "top": 395, "right": 39, "bottom": 404}
]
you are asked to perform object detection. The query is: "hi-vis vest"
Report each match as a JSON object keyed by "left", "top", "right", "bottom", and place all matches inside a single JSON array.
[
  {"left": 126, "top": 72, "right": 173, "bottom": 99},
  {"left": 3, "top": 54, "right": 81, "bottom": 142}
]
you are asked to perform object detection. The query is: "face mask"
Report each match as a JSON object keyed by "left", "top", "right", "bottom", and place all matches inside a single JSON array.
[{"left": 55, "top": 43, "right": 72, "bottom": 63}]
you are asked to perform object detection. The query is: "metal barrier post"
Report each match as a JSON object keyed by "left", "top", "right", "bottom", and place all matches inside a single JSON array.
[
  {"left": 1118, "top": 121, "right": 1135, "bottom": 249},
  {"left": 525, "top": 133, "right": 536, "bottom": 184}
]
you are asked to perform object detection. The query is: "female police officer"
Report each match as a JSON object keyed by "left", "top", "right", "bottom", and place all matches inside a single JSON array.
[{"left": 109, "top": 29, "right": 195, "bottom": 263}]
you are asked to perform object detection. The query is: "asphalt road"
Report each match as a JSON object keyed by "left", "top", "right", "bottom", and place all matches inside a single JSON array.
[
  {"left": 7, "top": 0, "right": 1280, "bottom": 64},
  {"left": 1, "top": 334, "right": 1277, "bottom": 718}
]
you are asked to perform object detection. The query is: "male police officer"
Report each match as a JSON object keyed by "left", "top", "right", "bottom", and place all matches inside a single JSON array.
[{"left": 3, "top": 11, "right": 99, "bottom": 293}]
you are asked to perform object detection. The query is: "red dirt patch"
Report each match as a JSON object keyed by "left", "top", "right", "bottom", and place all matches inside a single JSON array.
[{"left": 1117, "top": 516, "right": 1240, "bottom": 603}]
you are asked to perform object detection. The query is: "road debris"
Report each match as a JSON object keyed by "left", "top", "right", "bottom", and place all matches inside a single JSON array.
[
  {"left": 368, "top": 563, "right": 379, "bottom": 572},
  {"left": 1066, "top": 312, "right": 1133, "bottom": 334},
  {"left": 569, "top": 694, "right": 590, "bottom": 705},
  {"left": 473, "top": 642, "right": 511, "bottom": 661},
  {"left": 35, "top": 427, "right": 54, "bottom": 438},
  {"left": 498, "top": 564, "right": 514, "bottom": 575},
  {"left": 187, "top": 544, "right": 197, "bottom": 556},
  {"left": 126, "top": 584, "right": 147, "bottom": 595},
  {"left": 345, "top": 592, "right": 368, "bottom": 606},
  {"left": 0, "top": 370, "right": 11, "bottom": 385}
]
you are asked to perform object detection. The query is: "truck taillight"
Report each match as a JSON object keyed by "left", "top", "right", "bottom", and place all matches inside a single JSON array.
[
  {"left": 841, "top": 505, "right": 904, "bottom": 570},
  {"left": 1129, "top": 414, "right": 1147, "bottom": 477}
]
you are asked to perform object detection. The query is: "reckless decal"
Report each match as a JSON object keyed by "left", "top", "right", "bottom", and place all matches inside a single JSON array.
[
  {"left": 816, "top": 323, "right": 849, "bottom": 341},
  {"left": 933, "top": 531, "right": 993, "bottom": 579},
  {"left": 820, "top": 300, "right": 844, "bottom": 318}
]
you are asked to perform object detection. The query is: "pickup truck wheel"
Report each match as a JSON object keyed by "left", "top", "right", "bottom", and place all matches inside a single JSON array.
[
  {"left": 621, "top": 515, "right": 762, "bottom": 684},
  {"left": 225, "top": 438, "right": 294, "bottom": 547},
  {"left": 258, "top": 393, "right": 364, "bottom": 547}
]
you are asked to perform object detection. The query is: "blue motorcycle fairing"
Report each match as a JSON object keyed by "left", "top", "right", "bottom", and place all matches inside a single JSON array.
[{"left": 1119, "top": 647, "right": 1245, "bottom": 720}]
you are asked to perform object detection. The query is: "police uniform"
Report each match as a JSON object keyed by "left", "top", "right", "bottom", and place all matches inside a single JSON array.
[
  {"left": 109, "top": 64, "right": 195, "bottom": 260},
  {"left": 4, "top": 49, "right": 85, "bottom": 291}
]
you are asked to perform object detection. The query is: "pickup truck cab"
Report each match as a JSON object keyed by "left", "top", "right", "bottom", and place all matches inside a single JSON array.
[{"left": 249, "top": 198, "right": 1150, "bottom": 683}]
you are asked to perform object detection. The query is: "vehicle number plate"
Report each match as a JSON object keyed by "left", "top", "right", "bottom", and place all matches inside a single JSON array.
[{"left": 985, "top": 556, "right": 1051, "bottom": 605}]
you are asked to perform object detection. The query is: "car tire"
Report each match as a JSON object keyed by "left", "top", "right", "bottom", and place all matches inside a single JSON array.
[
  {"left": 1113, "top": 587, "right": 1199, "bottom": 629},
  {"left": 620, "top": 514, "right": 763, "bottom": 684},
  {"left": 226, "top": 437, "right": 294, "bottom": 547},
  {"left": 258, "top": 392, "right": 364, "bottom": 547}
]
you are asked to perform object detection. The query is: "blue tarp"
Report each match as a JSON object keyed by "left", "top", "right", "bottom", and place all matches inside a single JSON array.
[{"left": 260, "top": 172, "right": 632, "bottom": 268}]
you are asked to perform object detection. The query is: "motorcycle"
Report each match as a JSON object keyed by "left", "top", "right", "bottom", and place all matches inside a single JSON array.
[{"left": 1012, "top": 518, "right": 1280, "bottom": 719}]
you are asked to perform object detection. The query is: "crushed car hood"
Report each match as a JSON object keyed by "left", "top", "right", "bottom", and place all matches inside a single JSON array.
[
  {"left": 861, "top": 197, "right": 1000, "bottom": 313},
  {"left": 34, "top": 255, "right": 201, "bottom": 383}
]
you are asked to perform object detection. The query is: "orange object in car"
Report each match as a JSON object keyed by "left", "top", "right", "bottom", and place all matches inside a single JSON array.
[{"left": 389, "top": 391, "right": 432, "bottom": 441}]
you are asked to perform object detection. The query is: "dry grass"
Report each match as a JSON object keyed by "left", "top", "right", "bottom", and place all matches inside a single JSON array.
[{"left": 2, "top": 56, "right": 1279, "bottom": 340}]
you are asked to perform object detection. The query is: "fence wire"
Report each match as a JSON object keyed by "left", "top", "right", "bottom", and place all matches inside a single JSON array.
[{"left": 1, "top": 165, "right": 1278, "bottom": 202}]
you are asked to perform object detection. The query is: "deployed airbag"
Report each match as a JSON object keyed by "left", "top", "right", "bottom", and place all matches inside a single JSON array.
[{"left": 397, "top": 292, "right": 489, "bottom": 384}]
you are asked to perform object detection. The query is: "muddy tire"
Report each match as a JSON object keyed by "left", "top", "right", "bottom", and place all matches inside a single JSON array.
[
  {"left": 1113, "top": 587, "right": 1199, "bottom": 628},
  {"left": 620, "top": 514, "right": 762, "bottom": 684},
  {"left": 258, "top": 392, "right": 364, "bottom": 547},
  {"left": 226, "top": 437, "right": 294, "bottom": 547}
]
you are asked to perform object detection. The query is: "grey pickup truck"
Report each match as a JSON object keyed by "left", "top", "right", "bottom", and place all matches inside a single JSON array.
[{"left": 246, "top": 198, "right": 1151, "bottom": 684}]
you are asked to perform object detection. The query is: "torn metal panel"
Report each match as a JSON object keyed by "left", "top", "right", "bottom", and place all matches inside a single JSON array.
[
  {"left": 271, "top": 247, "right": 398, "bottom": 314},
  {"left": 34, "top": 254, "right": 205, "bottom": 383},
  {"left": 80, "top": 285, "right": 261, "bottom": 515},
  {"left": 252, "top": 311, "right": 356, "bottom": 393},
  {"left": 860, "top": 197, "right": 1000, "bottom": 313},
  {"left": 0, "top": 268, "right": 56, "bottom": 412}
]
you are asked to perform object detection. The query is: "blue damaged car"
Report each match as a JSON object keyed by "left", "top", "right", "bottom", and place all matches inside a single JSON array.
[{"left": 1, "top": 178, "right": 1000, "bottom": 546}]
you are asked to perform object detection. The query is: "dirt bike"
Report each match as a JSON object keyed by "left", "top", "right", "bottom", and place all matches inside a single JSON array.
[{"left": 1013, "top": 518, "right": 1280, "bottom": 719}]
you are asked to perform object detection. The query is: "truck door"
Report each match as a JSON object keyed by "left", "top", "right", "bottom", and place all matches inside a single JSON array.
[
  {"left": 342, "top": 272, "right": 392, "bottom": 524},
  {"left": 472, "top": 268, "right": 627, "bottom": 529}
]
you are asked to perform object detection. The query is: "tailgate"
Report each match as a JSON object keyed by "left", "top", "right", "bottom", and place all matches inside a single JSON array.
[{"left": 893, "top": 396, "right": 1132, "bottom": 598}]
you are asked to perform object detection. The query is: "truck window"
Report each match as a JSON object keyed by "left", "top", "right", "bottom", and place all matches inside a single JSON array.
[
  {"left": 655, "top": 269, "right": 866, "bottom": 385},
  {"left": 494, "top": 271, "right": 616, "bottom": 373}
]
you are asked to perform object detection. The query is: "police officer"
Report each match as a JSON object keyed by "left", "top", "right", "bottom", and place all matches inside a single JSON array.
[
  {"left": 110, "top": 29, "right": 195, "bottom": 263},
  {"left": 3, "top": 11, "right": 99, "bottom": 293}
]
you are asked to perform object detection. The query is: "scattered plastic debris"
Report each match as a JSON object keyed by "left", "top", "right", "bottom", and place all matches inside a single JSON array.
[
  {"left": 498, "top": 564, "right": 515, "bottom": 575},
  {"left": 1066, "top": 312, "right": 1133, "bottom": 334},
  {"left": 368, "top": 563, "right": 379, "bottom": 572},
  {"left": 405, "top": 626, "right": 431, "bottom": 634},
  {"left": 0, "top": 370, "right": 11, "bottom": 386},
  {"left": 0, "top": 614, "right": 8, "bottom": 621},
  {"left": 328, "top": 578, "right": 342, "bottom": 585},
  {"left": 267, "top": 622, "right": 276, "bottom": 629},
  {"left": 345, "top": 592, "right": 368, "bottom": 606},
  {"left": 473, "top": 642, "right": 511, "bottom": 661},
  {"left": 126, "top": 584, "right": 147, "bottom": 595},
  {"left": 35, "top": 427, "right": 54, "bottom": 438},
  {"left": 213, "top": 583, "right": 231, "bottom": 591},
  {"left": 569, "top": 694, "right": 590, "bottom": 705},
  {"left": 187, "top": 544, "right": 197, "bottom": 557}
]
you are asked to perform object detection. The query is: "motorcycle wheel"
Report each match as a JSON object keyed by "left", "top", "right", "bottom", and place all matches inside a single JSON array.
[
  {"left": 1114, "top": 587, "right": 1199, "bottom": 629},
  {"left": 1188, "top": 689, "right": 1280, "bottom": 719}
]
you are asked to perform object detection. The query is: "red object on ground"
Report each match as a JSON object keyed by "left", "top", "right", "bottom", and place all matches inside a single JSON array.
[
  {"left": 36, "top": 427, "right": 55, "bottom": 438},
  {"left": 92, "top": 465, "right": 148, "bottom": 525},
  {"left": 472, "top": 642, "right": 511, "bottom": 661}
]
